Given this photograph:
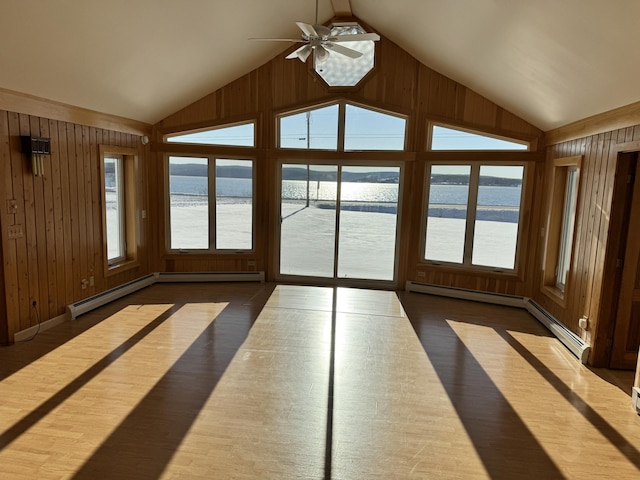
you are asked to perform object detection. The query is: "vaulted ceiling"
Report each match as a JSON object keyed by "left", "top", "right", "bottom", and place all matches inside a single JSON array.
[{"left": 1, "top": 0, "right": 639, "bottom": 131}]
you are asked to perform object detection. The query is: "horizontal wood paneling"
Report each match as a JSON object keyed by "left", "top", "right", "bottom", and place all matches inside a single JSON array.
[{"left": 0, "top": 109, "right": 150, "bottom": 341}]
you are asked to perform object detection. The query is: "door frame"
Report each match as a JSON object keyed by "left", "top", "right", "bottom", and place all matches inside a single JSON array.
[
  {"left": 593, "top": 141, "right": 640, "bottom": 367},
  {"left": 610, "top": 155, "right": 640, "bottom": 368}
]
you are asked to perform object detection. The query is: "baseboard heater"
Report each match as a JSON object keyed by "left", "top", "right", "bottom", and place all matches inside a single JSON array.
[
  {"left": 66, "top": 274, "right": 157, "bottom": 320},
  {"left": 155, "top": 271, "right": 265, "bottom": 283},
  {"left": 66, "top": 271, "right": 265, "bottom": 321},
  {"left": 632, "top": 387, "right": 640, "bottom": 414},
  {"left": 405, "top": 281, "right": 590, "bottom": 364}
]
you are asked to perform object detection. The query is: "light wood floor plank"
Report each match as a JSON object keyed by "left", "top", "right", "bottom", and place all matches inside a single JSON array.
[{"left": 0, "top": 283, "right": 639, "bottom": 479}]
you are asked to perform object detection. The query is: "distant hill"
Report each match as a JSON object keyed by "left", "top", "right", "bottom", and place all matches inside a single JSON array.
[
  {"left": 432, "top": 174, "right": 522, "bottom": 187},
  {"left": 168, "top": 164, "right": 521, "bottom": 186},
  {"left": 169, "top": 164, "right": 251, "bottom": 178}
]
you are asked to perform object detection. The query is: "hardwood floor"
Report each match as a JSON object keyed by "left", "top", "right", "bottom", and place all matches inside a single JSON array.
[{"left": 0, "top": 283, "right": 639, "bottom": 479}]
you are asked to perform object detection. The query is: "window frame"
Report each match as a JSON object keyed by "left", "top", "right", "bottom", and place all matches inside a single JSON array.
[
  {"left": 99, "top": 145, "right": 139, "bottom": 276},
  {"left": 164, "top": 153, "right": 255, "bottom": 254},
  {"left": 542, "top": 156, "right": 582, "bottom": 303},
  {"left": 421, "top": 160, "right": 527, "bottom": 273}
]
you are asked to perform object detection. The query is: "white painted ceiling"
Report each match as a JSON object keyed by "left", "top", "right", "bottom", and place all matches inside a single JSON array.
[{"left": 1, "top": 0, "right": 639, "bottom": 131}]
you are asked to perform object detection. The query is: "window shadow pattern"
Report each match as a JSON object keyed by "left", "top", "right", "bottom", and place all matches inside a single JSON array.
[
  {"left": 400, "top": 291, "right": 640, "bottom": 478},
  {"left": 0, "top": 304, "right": 181, "bottom": 451},
  {"left": 69, "top": 283, "right": 276, "bottom": 479}
]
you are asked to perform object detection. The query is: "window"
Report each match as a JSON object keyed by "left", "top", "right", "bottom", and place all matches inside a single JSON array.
[
  {"left": 430, "top": 124, "right": 529, "bottom": 151},
  {"left": 279, "top": 105, "right": 339, "bottom": 150},
  {"left": 100, "top": 146, "right": 138, "bottom": 273},
  {"left": 167, "top": 155, "right": 253, "bottom": 251},
  {"left": 344, "top": 104, "right": 406, "bottom": 151},
  {"left": 165, "top": 121, "right": 255, "bottom": 147},
  {"left": 104, "top": 154, "right": 125, "bottom": 263},
  {"left": 278, "top": 102, "right": 407, "bottom": 151},
  {"left": 543, "top": 156, "right": 581, "bottom": 296},
  {"left": 424, "top": 163, "right": 525, "bottom": 271},
  {"left": 313, "top": 23, "right": 375, "bottom": 87}
]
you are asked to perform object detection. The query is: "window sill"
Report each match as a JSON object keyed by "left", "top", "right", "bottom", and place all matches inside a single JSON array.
[
  {"left": 163, "top": 250, "right": 255, "bottom": 258},
  {"left": 105, "top": 259, "right": 140, "bottom": 277},
  {"left": 419, "top": 260, "right": 522, "bottom": 280},
  {"left": 541, "top": 284, "right": 567, "bottom": 308}
]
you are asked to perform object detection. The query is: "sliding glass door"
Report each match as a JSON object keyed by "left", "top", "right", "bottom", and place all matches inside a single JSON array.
[{"left": 279, "top": 163, "right": 400, "bottom": 282}]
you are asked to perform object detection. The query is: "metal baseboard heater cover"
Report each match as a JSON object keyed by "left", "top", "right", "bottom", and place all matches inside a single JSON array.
[
  {"left": 405, "top": 281, "right": 590, "bottom": 364},
  {"left": 66, "top": 271, "right": 265, "bottom": 320},
  {"left": 155, "top": 271, "right": 264, "bottom": 283},
  {"left": 632, "top": 387, "right": 640, "bottom": 414}
]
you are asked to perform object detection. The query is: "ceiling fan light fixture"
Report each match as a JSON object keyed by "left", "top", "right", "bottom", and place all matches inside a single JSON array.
[{"left": 314, "top": 45, "right": 330, "bottom": 66}]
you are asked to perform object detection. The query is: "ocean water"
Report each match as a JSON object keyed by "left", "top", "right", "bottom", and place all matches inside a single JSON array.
[
  {"left": 110, "top": 175, "right": 521, "bottom": 223},
  {"left": 168, "top": 176, "right": 521, "bottom": 204}
]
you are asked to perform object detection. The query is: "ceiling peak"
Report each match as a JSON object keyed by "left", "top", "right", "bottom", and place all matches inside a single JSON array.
[{"left": 331, "top": 0, "right": 352, "bottom": 17}]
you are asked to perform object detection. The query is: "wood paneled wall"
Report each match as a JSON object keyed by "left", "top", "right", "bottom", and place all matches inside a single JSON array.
[
  {"left": 0, "top": 110, "right": 150, "bottom": 342},
  {"left": 535, "top": 126, "right": 640, "bottom": 365},
  {"left": 152, "top": 33, "right": 543, "bottom": 285}
]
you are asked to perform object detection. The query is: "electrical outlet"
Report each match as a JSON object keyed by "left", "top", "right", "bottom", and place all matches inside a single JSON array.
[
  {"left": 579, "top": 316, "right": 589, "bottom": 330},
  {"left": 417, "top": 271, "right": 426, "bottom": 277},
  {"left": 89, "top": 276, "right": 94, "bottom": 287},
  {"left": 81, "top": 279, "right": 88, "bottom": 289},
  {"left": 6, "top": 199, "right": 17, "bottom": 215}
]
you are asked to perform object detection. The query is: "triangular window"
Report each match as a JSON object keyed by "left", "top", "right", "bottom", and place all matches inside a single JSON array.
[
  {"left": 430, "top": 125, "right": 528, "bottom": 151},
  {"left": 166, "top": 122, "right": 255, "bottom": 147}
]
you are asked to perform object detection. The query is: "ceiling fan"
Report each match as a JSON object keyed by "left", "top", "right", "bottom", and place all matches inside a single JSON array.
[{"left": 250, "top": 0, "right": 380, "bottom": 64}]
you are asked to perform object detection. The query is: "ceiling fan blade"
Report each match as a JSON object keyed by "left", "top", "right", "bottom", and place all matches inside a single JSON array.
[
  {"left": 324, "top": 43, "right": 363, "bottom": 59},
  {"left": 313, "top": 24, "right": 332, "bottom": 38},
  {"left": 329, "top": 33, "right": 381, "bottom": 42},
  {"left": 249, "top": 38, "right": 306, "bottom": 42},
  {"left": 286, "top": 44, "right": 312, "bottom": 62},
  {"left": 296, "top": 22, "right": 318, "bottom": 38}
]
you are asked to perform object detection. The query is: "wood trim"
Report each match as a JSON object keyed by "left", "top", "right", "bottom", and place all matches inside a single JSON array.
[
  {"left": 545, "top": 100, "right": 640, "bottom": 145},
  {"left": 0, "top": 87, "right": 152, "bottom": 137},
  {"left": 610, "top": 159, "right": 640, "bottom": 367},
  {"left": 541, "top": 155, "right": 582, "bottom": 306},
  {"left": 420, "top": 151, "right": 544, "bottom": 163}
]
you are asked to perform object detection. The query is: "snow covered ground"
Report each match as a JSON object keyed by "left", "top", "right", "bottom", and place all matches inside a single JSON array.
[{"left": 162, "top": 200, "right": 518, "bottom": 277}]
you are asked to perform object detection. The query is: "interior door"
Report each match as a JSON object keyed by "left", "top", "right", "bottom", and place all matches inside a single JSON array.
[{"left": 610, "top": 159, "right": 640, "bottom": 369}]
